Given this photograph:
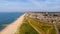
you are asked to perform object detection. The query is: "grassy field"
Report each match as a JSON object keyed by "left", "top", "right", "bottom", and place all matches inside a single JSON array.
[
  {"left": 15, "top": 22, "right": 39, "bottom": 34},
  {"left": 58, "top": 25, "right": 60, "bottom": 32},
  {"left": 15, "top": 19, "right": 38, "bottom": 34},
  {"left": 15, "top": 16, "right": 57, "bottom": 34}
]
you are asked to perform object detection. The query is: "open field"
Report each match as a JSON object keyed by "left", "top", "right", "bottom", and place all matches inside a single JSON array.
[
  {"left": 15, "top": 22, "right": 39, "bottom": 34},
  {"left": 15, "top": 16, "right": 57, "bottom": 34},
  {"left": 58, "top": 25, "right": 60, "bottom": 33}
]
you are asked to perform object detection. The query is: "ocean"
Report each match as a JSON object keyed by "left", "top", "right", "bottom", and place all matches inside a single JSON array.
[{"left": 0, "top": 12, "right": 24, "bottom": 31}]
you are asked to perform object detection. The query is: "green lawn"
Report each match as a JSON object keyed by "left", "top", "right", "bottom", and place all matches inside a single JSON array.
[{"left": 15, "top": 16, "right": 57, "bottom": 34}]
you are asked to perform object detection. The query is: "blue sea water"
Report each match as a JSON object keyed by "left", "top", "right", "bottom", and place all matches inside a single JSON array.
[{"left": 0, "top": 12, "right": 24, "bottom": 31}]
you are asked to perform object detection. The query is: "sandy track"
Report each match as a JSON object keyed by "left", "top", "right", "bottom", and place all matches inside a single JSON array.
[{"left": 0, "top": 14, "right": 25, "bottom": 34}]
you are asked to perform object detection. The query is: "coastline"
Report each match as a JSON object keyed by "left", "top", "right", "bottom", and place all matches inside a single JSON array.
[{"left": 0, "top": 14, "right": 25, "bottom": 34}]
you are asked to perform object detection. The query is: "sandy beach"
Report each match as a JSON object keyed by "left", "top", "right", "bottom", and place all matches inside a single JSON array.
[{"left": 0, "top": 14, "right": 25, "bottom": 34}]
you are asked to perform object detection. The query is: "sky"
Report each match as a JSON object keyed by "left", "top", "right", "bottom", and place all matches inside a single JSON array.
[{"left": 0, "top": 0, "right": 60, "bottom": 12}]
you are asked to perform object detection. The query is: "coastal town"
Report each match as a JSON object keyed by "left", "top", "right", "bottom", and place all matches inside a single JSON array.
[
  {"left": 1, "top": 12, "right": 60, "bottom": 34},
  {"left": 25, "top": 12, "right": 60, "bottom": 34},
  {"left": 26, "top": 12, "right": 60, "bottom": 24}
]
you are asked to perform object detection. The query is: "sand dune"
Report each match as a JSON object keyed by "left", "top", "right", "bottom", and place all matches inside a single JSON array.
[{"left": 0, "top": 14, "right": 25, "bottom": 34}]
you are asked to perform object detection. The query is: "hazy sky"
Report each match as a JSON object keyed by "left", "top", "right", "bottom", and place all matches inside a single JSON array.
[{"left": 0, "top": 0, "right": 60, "bottom": 12}]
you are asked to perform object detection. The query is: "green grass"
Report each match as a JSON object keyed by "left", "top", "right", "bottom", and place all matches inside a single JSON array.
[
  {"left": 58, "top": 25, "right": 60, "bottom": 32},
  {"left": 15, "top": 16, "right": 57, "bottom": 34},
  {"left": 15, "top": 21, "right": 38, "bottom": 34},
  {"left": 25, "top": 17, "right": 57, "bottom": 34}
]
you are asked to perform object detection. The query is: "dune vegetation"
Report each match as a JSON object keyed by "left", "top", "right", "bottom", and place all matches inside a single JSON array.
[{"left": 15, "top": 16, "right": 57, "bottom": 34}]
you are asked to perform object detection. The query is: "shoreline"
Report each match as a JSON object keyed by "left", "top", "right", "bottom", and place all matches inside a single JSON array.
[{"left": 0, "top": 14, "right": 25, "bottom": 34}]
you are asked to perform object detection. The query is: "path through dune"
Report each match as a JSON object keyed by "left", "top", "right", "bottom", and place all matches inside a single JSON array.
[{"left": 0, "top": 14, "right": 25, "bottom": 34}]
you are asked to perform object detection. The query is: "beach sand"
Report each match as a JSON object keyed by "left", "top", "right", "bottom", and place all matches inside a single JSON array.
[{"left": 0, "top": 14, "right": 25, "bottom": 34}]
